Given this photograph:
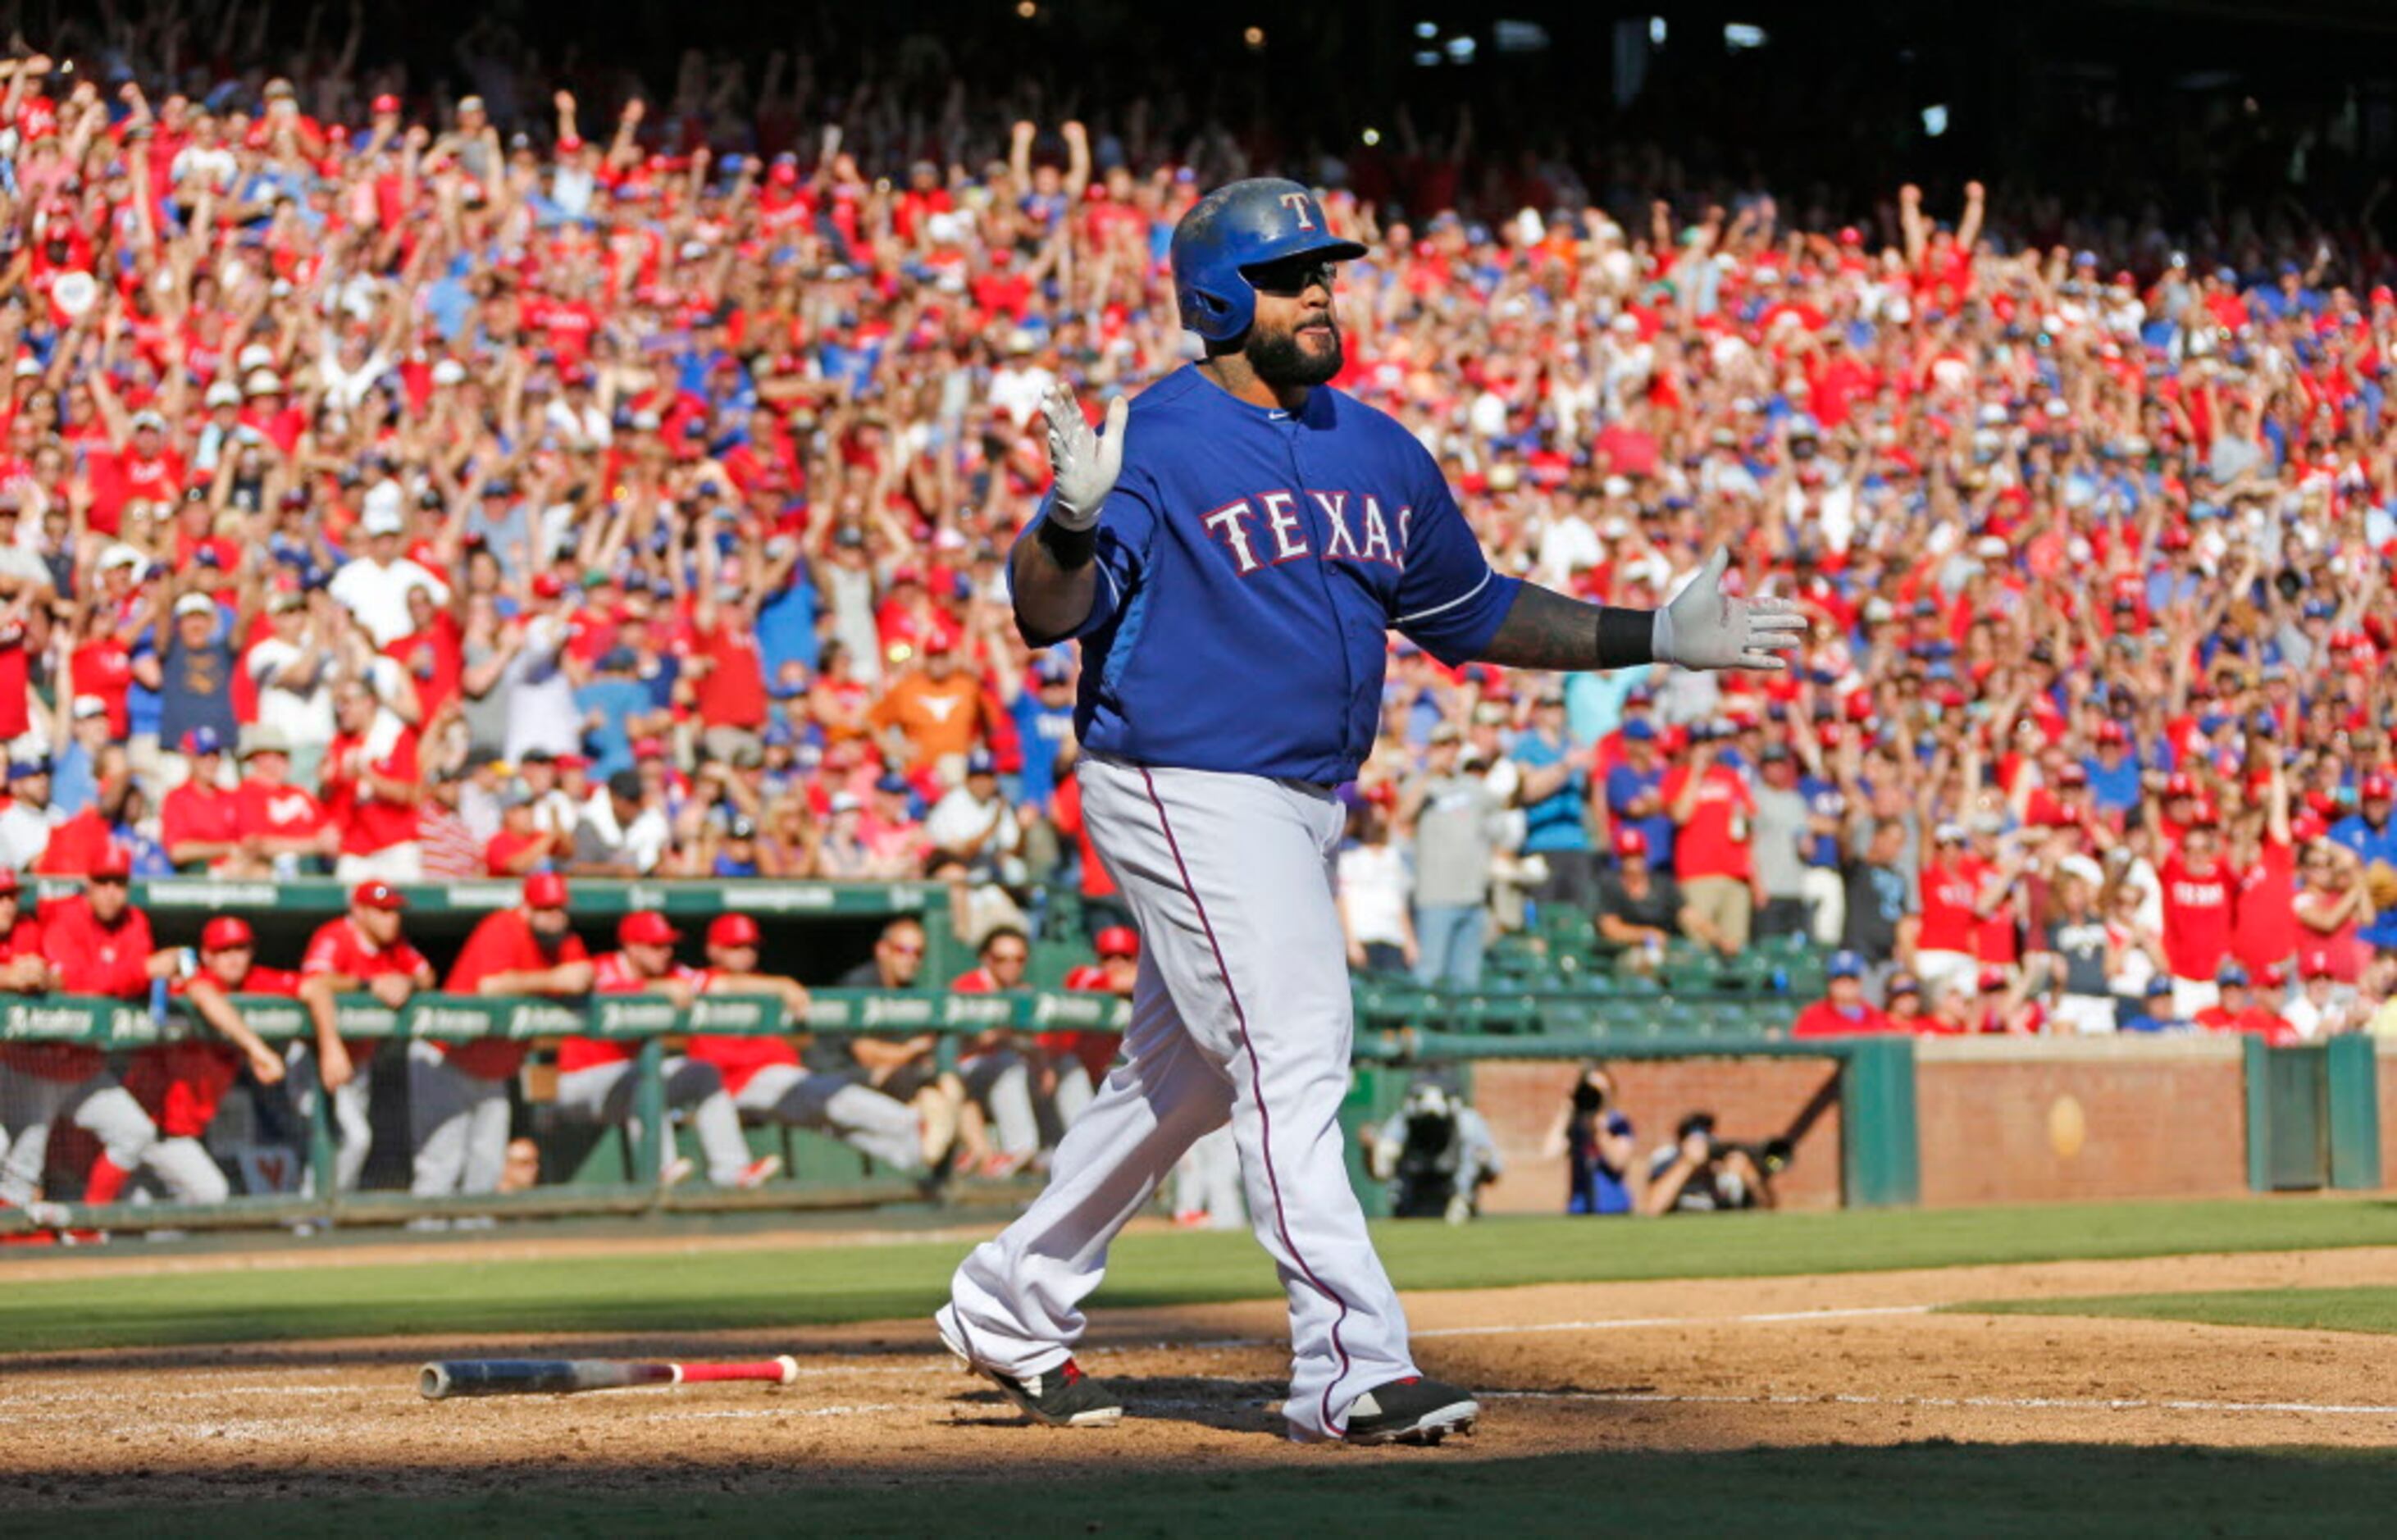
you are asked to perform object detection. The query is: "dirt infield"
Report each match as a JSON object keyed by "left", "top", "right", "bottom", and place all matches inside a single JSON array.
[{"left": 8, "top": 1245, "right": 2397, "bottom": 1512}]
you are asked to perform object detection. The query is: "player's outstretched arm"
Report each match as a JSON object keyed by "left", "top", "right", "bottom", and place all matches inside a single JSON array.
[
  {"left": 1471, "top": 549, "right": 1804, "bottom": 673},
  {"left": 1013, "top": 384, "right": 1128, "bottom": 644}
]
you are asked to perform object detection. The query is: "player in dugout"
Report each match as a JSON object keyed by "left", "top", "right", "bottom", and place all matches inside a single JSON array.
[
  {"left": 685, "top": 913, "right": 946, "bottom": 1174},
  {"left": 296, "top": 879, "right": 437, "bottom": 1191},
  {"left": 557, "top": 909, "right": 781, "bottom": 1189},
  {"left": 121, "top": 916, "right": 296, "bottom": 1205}
]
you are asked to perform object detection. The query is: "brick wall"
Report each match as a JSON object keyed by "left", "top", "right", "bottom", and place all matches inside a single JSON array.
[
  {"left": 1466, "top": 1057, "right": 1845, "bottom": 1214},
  {"left": 1916, "top": 1037, "right": 2249, "bottom": 1204}
]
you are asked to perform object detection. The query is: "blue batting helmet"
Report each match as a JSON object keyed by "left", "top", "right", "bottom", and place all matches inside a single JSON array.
[{"left": 1169, "top": 178, "right": 1367, "bottom": 343}]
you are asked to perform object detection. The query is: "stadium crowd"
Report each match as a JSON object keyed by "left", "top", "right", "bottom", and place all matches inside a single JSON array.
[{"left": 2, "top": 18, "right": 2396, "bottom": 1219}]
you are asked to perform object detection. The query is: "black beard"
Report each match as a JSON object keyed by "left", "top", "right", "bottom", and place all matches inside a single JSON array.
[{"left": 1245, "top": 318, "right": 1343, "bottom": 387}]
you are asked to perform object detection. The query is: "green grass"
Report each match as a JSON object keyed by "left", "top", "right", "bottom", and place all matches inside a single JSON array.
[
  {"left": 53, "top": 1446, "right": 2397, "bottom": 1538},
  {"left": 1958, "top": 1284, "right": 2397, "bottom": 1337},
  {"left": 5, "top": 1196, "right": 2393, "bottom": 1354}
]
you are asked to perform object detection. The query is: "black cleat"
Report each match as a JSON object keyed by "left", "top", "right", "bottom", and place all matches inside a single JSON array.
[
  {"left": 1341, "top": 1376, "right": 1479, "bottom": 1446},
  {"left": 974, "top": 1356, "right": 1123, "bottom": 1428}
]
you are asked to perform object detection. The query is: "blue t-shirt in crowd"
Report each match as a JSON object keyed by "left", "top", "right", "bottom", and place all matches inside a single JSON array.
[
  {"left": 1010, "top": 692, "right": 1079, "bottom": 810},
  {"left": 1513, "top": 731, "right": 1589, "bottom": 854},
  {"left": 574, "top": 677, "right": 650, "bottom": 780},
  {"left": 1605, "top": 760, "right": 1674, "bottom": 868},
  {"left": 757, "top": 567, "right": 820, "bottom": 687},
  {"left": 2330, "top": 812, "right": 2397, "bottom": 870}
]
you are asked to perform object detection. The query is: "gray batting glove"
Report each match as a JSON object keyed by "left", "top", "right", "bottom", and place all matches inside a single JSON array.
[
  {"left": 1041, "top": 384, "right": 1128, "bottom": 532},
  {"left": 1651, "top": 547, "right": 1808, "bottom": 672}
]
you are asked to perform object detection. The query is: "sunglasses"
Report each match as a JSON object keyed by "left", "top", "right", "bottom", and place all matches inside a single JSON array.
[
  {"left": 883, "top": 941, "right": 924, "bottom": 957},
  {"left": 988, "top": 950, "right": 1029, "bottom": 966},
  {"left": 1245, "top": 257, "right": 1337, "bottom": 297}
]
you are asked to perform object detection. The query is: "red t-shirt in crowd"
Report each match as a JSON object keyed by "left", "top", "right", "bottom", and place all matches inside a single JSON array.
[
  {"left": 1917, "top": 859, "right": 1981, "bottom": 954},
  {"left": 384, "top": 618, "right": 463, "bottom": 722},
  {"left": 0, "top": 912, "right": 71, "bottom": 1080},
  {"left": 694, "top": 620, "right": 768, "bottom": 729},
  {"left": 236, "top": 777, "right": 327, "bottom": 843},
  {"left": 445, "top": 909, "right": 590, "bottom": 1079},
  {"left": 160, "top": 780, "right": 243, "bottom": 869},
  {"left": 2195, "top": 1004, "right": 2290, "bottom": 1043},
  {"left": 2159, "top": 853, "right": 2235, "bottom": 981},
  {"left": 1660, "top": 763, "right": 1755, "bottom": 882},
  {"left": 1790, "top": 999, "right": 1898, "bottom": 1038},
  {"left": 2232, "top": 840, "right": 2299, "bottom": 972},
  {"left": 320, "top": 726, "right": 422, "bottom": 856}
]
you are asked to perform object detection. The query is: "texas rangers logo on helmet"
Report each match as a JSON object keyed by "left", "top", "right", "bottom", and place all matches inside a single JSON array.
[{"left": 1279, "top": 192, "right": 1318, "bottom": 230}]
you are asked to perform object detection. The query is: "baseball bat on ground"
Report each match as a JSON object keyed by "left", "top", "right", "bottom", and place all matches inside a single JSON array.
[{"left": 418, "top": 1355, "right": 802, "bottom": 1400}]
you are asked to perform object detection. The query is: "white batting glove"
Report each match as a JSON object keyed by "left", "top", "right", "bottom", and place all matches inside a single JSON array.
[
  {"left": 1041, "top": 384, "right": 1128, "bottom": 532},
  {"left": 1652, "top": 548, "right": 1809, "bottom": 672}
]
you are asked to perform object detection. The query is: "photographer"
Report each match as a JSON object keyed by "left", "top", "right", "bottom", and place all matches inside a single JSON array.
[
  {"left": 1544, "top": 1063, "right": 1638, "bottom": 1214},
  {"left": 1367, "top": 1078, "right": 1502, "bottom": 1223},
  {"left": 1641, "top": 1112, "right": 1782, "bottom": 1215}
]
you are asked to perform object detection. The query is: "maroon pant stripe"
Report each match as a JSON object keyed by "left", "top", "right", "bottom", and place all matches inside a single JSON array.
[{"left": 1139, "top": 768, "right": 1356, "bottom": 1436}]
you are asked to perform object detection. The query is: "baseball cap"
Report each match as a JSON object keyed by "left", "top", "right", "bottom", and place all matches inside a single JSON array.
[
  {"left": 2058, "top": 763, "right": 2089, "bottom": 786},
  {"left": 1885, "top": 971, "right": 1921, "bottom": 997},
  {"left": 632, "top": 737, "right": 667, "bottom": 761},
  {"left": 239, "top": 724, "right": 293, "bottom": 759},
  {"left": 618, "top": 910, "right": 681, "bottom": 947},
  {"left": 89, "top": 844, "right": 134, "bottom": 880},
  {"left": 201, "top": 915, "right": 255, "bottom": 950},
  {"left": 874, "top": 772, "right": 912, "bottom": 796},
  {"left": 964, "top": 746, "right": 997, "bottom": 777},
  {"left": 2258, "top": 963, "right": 2287, "bottom": 990},
  {"left": 371, "top": 92, "right": 399, "bottom": 114},
  {"left": 1428, "top": 722, "right": 1462, "bottom": 745},
  {"left": 1622, "top": 718, "right": 1657, "bottom": 743},
  {"left": 1828, "top": 950, "right": 1865, "bottom": 979},
  {"left": 2165, "top": 772, "right": 2196, "bottom": 799},
  {"left": 1611, "top": 827, "right": 1648, "bottom": 860},
  {"left": 531, "top": 572, "right": 567, "bottom": 599},
  {"left": 1977, "top": 967, "right": 2010, "bottom": 992},
  {"left": 351, "top": 880, "right": 408, "bottom": 911},
  {"left": 2144, "top": 976, "right": 2174, "bottom": 998},
  {"left": 829, "top": 791, "right": 863, "bottom": 815},
  {"left": 1095, "top": 925, "right": 1141, "bottom": 960},
  {"left": 2215, "top": 961, "right": 2249, "bottom": 987},
  {"left": 523, "top": 873, "right": 571, "bottom": 910},
  {"left": 708, "top": 914, "right": 762, "bottom": 949},
  {"left": 2364, "top": 772, "right": 2395, "bottom": 800},
  {"left": 6, "top": 757, "right": 48, "bottom": 782},
  {"left": 174, "top": 593, "right": 217, "bottom": 620},
  {"left": 2292, "top": 812, "right": 2328, "bottom": 844},
  {"left": 1934, "top": 821, "right": 1966, "bottom": 845},
  {"left": 2303, "top": 950, "right": 2337, "bottom": 980},
  {"left": 181, "top": 727, "right": 224, "bottom": 758}
]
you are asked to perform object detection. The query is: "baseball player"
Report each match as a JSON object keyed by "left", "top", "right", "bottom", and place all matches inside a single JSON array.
[
  {"left": 295, "top": 880, "right": 436, "bottom": 1191},
  {"left": 1, "top": 850, "right": 204, "bottom": 1213},
  {"left": 937, "top": 179, "right": 1802, "bottom": 1443},
  {"left": 421, "top": 873, "right": 595, "bottom": 1196},
  {"left": 684, "top": 913, "right": 940, "bottom": 1173},
  {"left": 558, "top": 910, "right": 780, "bottom": 1188},
  {"left": 121, "top": 916, "right": 298, "bottom": 1204}
]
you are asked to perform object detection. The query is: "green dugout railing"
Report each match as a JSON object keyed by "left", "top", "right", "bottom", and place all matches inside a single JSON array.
[{"left": 0, "top": 990, "right": 1131, "bottom": 1232}]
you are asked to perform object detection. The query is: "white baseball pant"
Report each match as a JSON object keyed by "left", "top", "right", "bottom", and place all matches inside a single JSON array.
[
  {"left": 554, "top": 1056, "right": 753, "bottom": 1185},
  {"left": 0, "top": 1065, "right": 221, "bottom": 1204},
  {"left": 941, "top": 755, "right": 1418, "bottom": 1442},
  {"left": 287, "top": 1041, "right": 375, "bottom": 1192},
  {"left": 734, "top": 1062, "right": 923, "bottom": 1172},
  {"left": 408, "top": 1042, "right": 513, "bottom": 1196}
]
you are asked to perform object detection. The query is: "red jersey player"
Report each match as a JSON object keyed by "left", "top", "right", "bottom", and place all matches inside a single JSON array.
[
  {"left": 554, "top": 909, "right": 775, "bottom": 1189},
  {"left": 296, "top": 881, "right": 435, "bottom": 1191},
  {"left": 121, "top": 916, "right": 296, "bottom": 1205}
]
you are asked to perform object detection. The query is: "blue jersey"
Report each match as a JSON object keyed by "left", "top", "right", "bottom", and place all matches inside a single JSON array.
[{"left": 1023, "top": 367, "right": 1520, "bottom": 783}]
